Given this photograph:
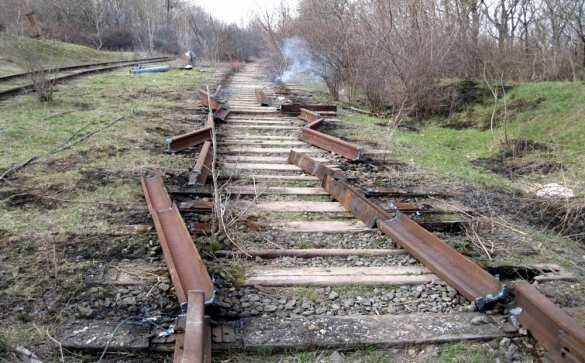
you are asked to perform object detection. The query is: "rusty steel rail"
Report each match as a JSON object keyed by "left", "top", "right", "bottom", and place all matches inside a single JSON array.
[
  {"left": 302, "top": 119, "right": 363, "bottom": 161},
  {"left": 0, "top": 56, "right": 169, "bottom": 83},
  {"left": 198, "top": 89, "right": 221, "bottom": 112},
  {"left": 141, "top": 174, "right": 214, "bottom": 305},
  {"left": 299, "top": 108, "right": 322, "bottom": 123},
  {"left": 173, "top": 291, "right": 212, "bottom": 363},
  {"left": 167, "top": 127, "right": 212, "bottom": 153},
  {"left": 288, "top": 150, "right": 506, "bottom": 309},
  {"left": 189, "top": 141, "right": 212, "bottom": 185},
  {"left": 514, "top": 281, "right": 585, "bottom": 362},
  {"left": 288, "top": 150, "right": 585, "bottom": 359}
]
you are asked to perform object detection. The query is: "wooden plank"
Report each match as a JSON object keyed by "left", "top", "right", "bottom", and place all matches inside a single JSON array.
[
  {"left": 270, "top": 220, "right": 372, "bottom": 233},
  {"left": 242, "top": 201, "right": 347, "bottom": 213},
  {"left": 220, "top": 125, "right": 297, "bottom": 130},
  {"left": 228, "top": 186, "right": 327, "bottom": 195},
  {"left": 216, "top": 248, "right": 406, "bottom": 258},
  {"left": 171, "top": 186, "right": 328, "bottom": 196},
  {"left": 230, "top": 109, "right": 279, "bottom": 114},
  {"left": 219, "top": 148, "right": 317, "bottom": 154},
  {"left": 58, "top": 320, "right": 151, "bottom": 352},
  {"left": 219, "top": 135, "right": 298, "bottom": 141},
  {"left": 221, "top": 163, "right": 302, "bottom": 171},
  {"left": 218, "top": 141, "right": 305, "bottom": 147},
  {"left": 220, "top": 174, "right": 319, "bottom": 182},
  {"left": 57, "top": 313, "right": 509, "bottom": 353},
  {"left": 214, "top": 313, "right": 510, "bottom": 350},
  {"left": 221, "top": 156, "right": 329, "bottom": 164},
  {"left": 245, "top": 266, "right": 436, "bottom": 287},
  {"left": 225, "top": 120, "right": 298, "bottom": 125}
]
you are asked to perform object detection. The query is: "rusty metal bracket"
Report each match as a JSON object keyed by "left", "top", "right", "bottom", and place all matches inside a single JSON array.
[
  {"left": 299, "top": 108, "right": 322, "bottom": 123},
  {"left": 166, "top": 127, "right": 212, "bottom": 153},
  {"left": 379, "top": 213, "right": 507, "bottom": 307},
  {"left": 141, "top": 175, "right": 214, "bottom": 306},
  {"left": 514, "top": 281, "right": 585, "bottom": 362},
  {"left": 323, "top": 176, "right": 392, "bottom": 228},
  {"left": 288, "top": 150, "right": 341, "bottom": 182},
  {"left": 199, "top": 89, "right": 221, "bottom": 112},
  {"left": 213, "top": 107, "right": 230, "bottom": 122},
  {"left": 189, "top": 141, "right": 212, "bottom": 185},
  {"left": 301, "top": 119, "right": 363, "bottom": 161}
]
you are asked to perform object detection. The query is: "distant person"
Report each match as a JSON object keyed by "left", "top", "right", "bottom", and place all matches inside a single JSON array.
[{"left": 185, "top": 51, "right": 195, "bottom": 69}]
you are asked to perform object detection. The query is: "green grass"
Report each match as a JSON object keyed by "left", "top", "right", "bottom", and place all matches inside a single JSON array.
[
  {"left": 341, "top": 81, "right": 585, "bottom": 193},
  {"left": 0, "top": 68, "right": 211, "bottom": 239},
  {"left": 0, "top": 33, "right": 133, "bottom": 75},
  {"left": 439, "top": 343, "right": 497, "bottom": 363},
  {"left": 288, "top": 287, "right": 323, "bottom": 303}
]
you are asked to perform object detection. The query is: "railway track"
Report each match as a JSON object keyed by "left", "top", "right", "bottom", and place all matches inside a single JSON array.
[
  {"left": 56, "top": 62, "right": 585, "bottom": 362},
  {"left": 0, "top": 56, "right": 170, "bottom": 98}
]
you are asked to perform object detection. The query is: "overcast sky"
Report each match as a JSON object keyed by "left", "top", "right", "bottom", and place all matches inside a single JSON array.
[{"left": 194, "top": 0, "right": 299, "bottom": 25}]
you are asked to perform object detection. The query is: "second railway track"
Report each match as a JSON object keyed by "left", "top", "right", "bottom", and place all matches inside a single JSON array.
[{"left": 0, "top": 56, "right": 170, "bottom": 98}]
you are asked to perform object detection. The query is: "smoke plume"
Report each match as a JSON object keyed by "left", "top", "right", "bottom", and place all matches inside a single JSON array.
[{"left": 278, "top": 37, "right": 317, "bottom": 82}]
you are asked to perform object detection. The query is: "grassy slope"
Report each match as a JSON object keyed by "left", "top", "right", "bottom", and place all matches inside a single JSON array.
[
  {"left": 343, "top": 81, "right": 585, "bottom": 193},
  {"left": 0, "top": 33, "right": 134, "bottom": 76}
]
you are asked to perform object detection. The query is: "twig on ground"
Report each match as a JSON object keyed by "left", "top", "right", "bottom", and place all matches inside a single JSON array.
[
  {"left": 206, "top": 84, "right": 249, "bottom": 255},
  {"left": 0, "top": 114, "right": 129, "bottom": 181},
  {"left": 32, "top": 323, "right": 64, "bottom": 363}
]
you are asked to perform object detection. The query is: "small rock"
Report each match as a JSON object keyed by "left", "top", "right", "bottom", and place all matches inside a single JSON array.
[
  {"left": 499, "top": 337, "right": 511, "bottom": 349},
  {"left": 285, "top": 299, "right": 297, "bottom": 310},
  {"left": 342, "top": 298, "right": 354, "bottom": 308},
  {"left": 264, "top": 304, "right": 277, "bottom": 312},
  {"left": 77, "top": 305, "right": 93, "bottom": 317},
  {"left": 327, "top": 350, "right": 345, "bottom": 363},
  {"left": 471, "top": 315, "right": 489, "bottom": 325},
  {"left": 328, "top": 291, "right": 339, "bottom": 300},
  {"left": 158, "top": 283, "right": 170, "bottom": 291}
]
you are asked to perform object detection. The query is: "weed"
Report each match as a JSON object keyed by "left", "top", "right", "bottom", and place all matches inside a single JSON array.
[
  {"left": 439, "top": 343, "right": 497, "bottom": 363},
  {"left": 333, "top": 285, "right": 372, "bottom": 297},
  {"left": 295, "top": 240, "right": 314, "bottom": 249},
  {"left": 288, "top": 287, "right": 323, "bottom": 303},
  {"left": 201, "top": 234, "right": 223, "bottom": 256},
  {"left": 223, "top": 262, "right": 247, "bottom": 288}
]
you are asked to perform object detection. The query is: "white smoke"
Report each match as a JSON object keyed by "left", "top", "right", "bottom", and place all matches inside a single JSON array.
[{"left": 278, "top": 37, "right": 318, "bottom": 83}]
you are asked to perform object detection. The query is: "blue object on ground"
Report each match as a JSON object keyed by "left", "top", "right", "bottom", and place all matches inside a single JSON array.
[{"left": 129, "top": 65, "right": 170, "bottom": 74}]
